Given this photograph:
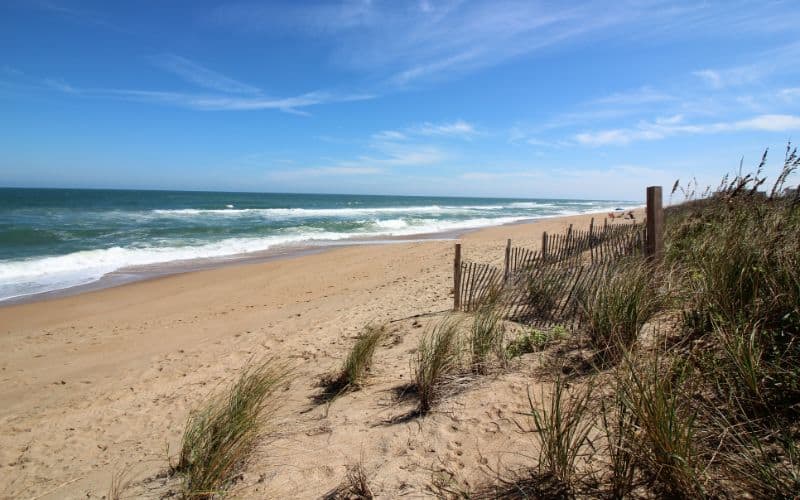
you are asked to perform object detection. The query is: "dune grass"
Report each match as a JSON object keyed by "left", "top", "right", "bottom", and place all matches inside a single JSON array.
[
  {"left": 519, "top": 373, "right": 595, "bottom": 491},
  {"left": 599, "top": 386, "right": 638, "bottom": 500},
  {"left": 321, "top": 325, "right": 385, "bottom": 400},
  {"left": 579, "top": 259, "right": 662, "bottom": 364},
  {"left": 469, "top": 307, "right": 505, "bottom": 374},
  {"left": 414, "top": 318, "right": 463, "bottom": 413},
  {"left": 174, "top": 359, "right": 287, "bottom": 499},
  {"left": 616, "top": 353, "right": 703, "bottom": 497}
]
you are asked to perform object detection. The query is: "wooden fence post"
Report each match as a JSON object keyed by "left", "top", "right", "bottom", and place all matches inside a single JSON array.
[
  {"left": 503, "top": 238, "right": 511, "bottom": 282},
  {"left": 542, "top": 231, "right": 548, "bottom": 260},
  {"left": 589, "top": 217, "right": 594, "bottom": 237},
  {"left": 645, "top": 186, "right": 664, "bottom": 260},
  {"left": 603, "top": 218, "right": 608, "bottom": 231},
  {"left": 453, "top": 243, "right": 462, "bottom": 311}
]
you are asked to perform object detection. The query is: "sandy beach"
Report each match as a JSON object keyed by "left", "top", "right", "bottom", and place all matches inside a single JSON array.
[{"left": 0, "top": 212, "right": 637, "bottom": 499}]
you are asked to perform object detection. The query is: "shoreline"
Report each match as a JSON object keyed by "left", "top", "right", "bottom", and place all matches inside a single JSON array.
[{"left": 0, "top": 207, "right": 638, "bottom": 307}]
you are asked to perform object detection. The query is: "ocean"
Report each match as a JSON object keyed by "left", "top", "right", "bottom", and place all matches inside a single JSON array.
[{"left": 0, "top": 188, "right": 635, "bottom": 302}]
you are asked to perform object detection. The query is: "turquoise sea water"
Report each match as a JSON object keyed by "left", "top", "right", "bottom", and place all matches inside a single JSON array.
[{"left": 0, "top": 188, "right": 635, "bottom": 301}]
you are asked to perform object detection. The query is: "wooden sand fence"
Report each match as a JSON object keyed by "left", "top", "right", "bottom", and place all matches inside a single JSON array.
[
  {"left": 453, "top": 187, "right": 665, "bottom": 328},
  {"left": 454, "top": 221, "right": 644, "bottom": 315},
  {"left": 504, "top": 220, "right": 646, "bottom": 277}
]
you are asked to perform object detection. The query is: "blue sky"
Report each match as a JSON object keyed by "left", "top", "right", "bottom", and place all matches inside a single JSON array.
[{"left": 1, "top": 0, "right": 800, "bottom": 200}]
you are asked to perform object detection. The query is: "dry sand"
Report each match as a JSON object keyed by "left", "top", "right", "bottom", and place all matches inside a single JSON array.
[{"left": 0, "top": 212, "right": 639, "bottom": 499}]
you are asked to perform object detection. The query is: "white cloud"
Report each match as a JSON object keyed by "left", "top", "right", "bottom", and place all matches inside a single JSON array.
[
  {"left": 149, "top": 54, "right": 260, "bottom": 94},
  {"left": 575, "top": 114, "right": 800, "bottom": 146},
  {"left": 413, "top": 120, "right": 477, "bottom": 137},
  {"left": 372, "top": 120, "right": 478, "bottom": 142}
]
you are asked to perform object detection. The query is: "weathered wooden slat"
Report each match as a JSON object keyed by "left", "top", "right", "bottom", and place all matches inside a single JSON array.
[
  {"left": 472, "top": 264, "right": 493, "bottom": 310},
  {"left": 468, "top": 263, "right": 485, "bottom": 311},
  {"left": 462, "top": 262, "right": 473, "bottom": 311}
]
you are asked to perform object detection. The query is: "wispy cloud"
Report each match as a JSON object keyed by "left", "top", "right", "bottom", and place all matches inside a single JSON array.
[
  {"left": 575, "top": 114, "right": 800, "bottom": 146},
  {"left": 149, "top": 54, "right": 260, "bottom": 94},
  {"left": 110, "top": 89, "right": 371, "bottom": 112},
  {"left": 209, "top": 1, "right": 800, "bottom": 87},
  {"left": 11, "top": 69, "right": 372, "bottom": 113},
  {"left": 593, "top": 86, "right": 675, "bottom": 106},
  {"left": 692, "top": 67, "right": 760, "bottom": 90},
  {"left": 693, "top": 41, "right": 800, "bottom": 89},
  {"left": 413, "top": 120, "right": 477, "bottom": 137},
  {"left": 42, "top": 78, "right": 76, "bottom": 93},
  {"left": 373, "top": 120, "right": 478, "bottom": 142}
]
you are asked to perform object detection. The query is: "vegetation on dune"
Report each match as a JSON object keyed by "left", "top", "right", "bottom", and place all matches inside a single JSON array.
[
  {"left": 578, "top": 259, "right": 662, "bottom": 364},
  {"left": 519, "top": 373, "right": 594, "bottom": 491},
  {"left": 414, "top": 318, "right": 464, "bottom": 413},
  {"left": 469, "top": 306, "right": 506, "bottom": 374},
  {"left": 321, "top": 324, "right": 386, "bottom": 399},
  {"left": 173, "top": 359, "right": 287, "bottom": 499},
  {"left": 458, "top": 145, "right": 800, "bottom": 498},
  {"left": 506, "top": 325, "right": 567, "bottom": 358}
]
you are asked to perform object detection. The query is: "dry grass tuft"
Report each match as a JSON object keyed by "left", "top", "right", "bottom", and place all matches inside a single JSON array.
[{"left": 324, "top": 457, "right": 373, "bottom": 500}]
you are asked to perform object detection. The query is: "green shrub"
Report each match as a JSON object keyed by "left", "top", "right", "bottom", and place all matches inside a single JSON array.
[{"left": 506, "top": 326, "right": 566, "bottom": 358}]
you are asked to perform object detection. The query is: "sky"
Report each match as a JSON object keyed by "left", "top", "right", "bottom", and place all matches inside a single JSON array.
[{"left": 2, "top": 0, "right": 800, "bottom": 201}]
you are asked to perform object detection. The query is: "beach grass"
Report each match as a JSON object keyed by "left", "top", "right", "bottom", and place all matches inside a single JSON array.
[
  {"left": 579, "top": 259, "right": 662, "bottom": 364},
  {"left": 414, "top": 318, "right": 463, "bottom": 413},
  {"left": 469, "top": 306, "right": 505, "bottom": 374},
  {"left": 174, "top": 359, "right": 287, "bottom": 499},
  {"left": 519, "top": 372, "right": 595, "bottom": 492},
  {"left": 321, "top": 324, "right": 386, "bottom": 400}
]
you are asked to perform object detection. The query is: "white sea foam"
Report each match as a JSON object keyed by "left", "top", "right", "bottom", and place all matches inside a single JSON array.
[
  {"left": 0, "top": 201, "right": 639, "bottom": 302},
  {"left": 507, "top": 202, "right": 556, "bottom": 208},
  {"left": 0, "top": 214, "right": 534, "bottom": 301},
  {"left": 148, "top": 204, "right": 510, "bottom": 218}
]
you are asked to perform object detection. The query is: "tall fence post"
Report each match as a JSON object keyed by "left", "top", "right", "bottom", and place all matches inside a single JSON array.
[
  {"left": 645, "top": 186, "right": 664, "bottom": 260},
  {"left": 503, "top": 238, "right": 511, "bottom": 283},
  {"left": 453, "top": 243, "right": 462, "bottom": 311},
  {"left": 542, "top": 231, "right": 548, "bottom": 261},
  {"left": 589, "top": 217, "right": 594, "bottom": 237}
]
